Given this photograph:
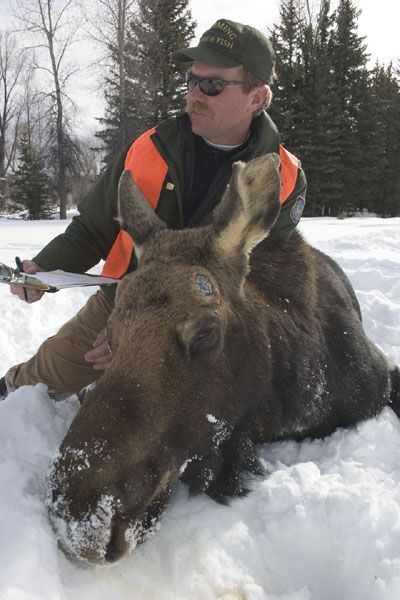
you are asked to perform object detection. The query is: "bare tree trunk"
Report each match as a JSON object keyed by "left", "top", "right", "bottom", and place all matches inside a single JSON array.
[
  {"left": 118, "top": 0, "right": 127, "bottom": 148},
  {"left": 0, "top": 32, "right": 24, "bottom": 210},
  {"left": 38, "top": 0, "right": 68, "bottom": 217},
  {"left": 14, "top": 0, "right": 81, "bottom": 219},
  {"left": 41, "top": 0, "right": 67, "bottom": 217}
]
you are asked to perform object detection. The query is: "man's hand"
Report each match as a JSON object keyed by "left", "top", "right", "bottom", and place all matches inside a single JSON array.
[
  {"left": 84, "top": 329, "right": 112, "bottom": 370},
  {"left": 10, "top": 260, "right": 45, "bottom": 303}
]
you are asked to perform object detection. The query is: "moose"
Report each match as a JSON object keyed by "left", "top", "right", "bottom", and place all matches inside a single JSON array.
[{"left": 46, "top": 153, "right": 400, "bottom": 566}]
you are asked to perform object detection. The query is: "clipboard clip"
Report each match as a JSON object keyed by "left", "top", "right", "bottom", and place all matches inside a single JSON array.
[
  {"left": 0, "top": 261, "right": 56, "bottom": 292},
  {"left": 0, "top": 262, "right": 26, "bottom": 285}
]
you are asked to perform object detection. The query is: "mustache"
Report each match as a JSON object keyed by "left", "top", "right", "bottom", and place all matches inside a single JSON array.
[{"left": 185, "top": 101, "right": 213, "bottom": 117}]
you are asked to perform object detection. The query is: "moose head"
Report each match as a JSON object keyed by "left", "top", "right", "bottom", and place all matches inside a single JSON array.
[{"left": 46, "top": 154, "right": 281, "bottom": 565}]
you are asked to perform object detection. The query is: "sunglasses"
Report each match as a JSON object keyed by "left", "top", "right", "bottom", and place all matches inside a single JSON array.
[{"left": 185, "top": 71, "right": 244, "bottom": 97}]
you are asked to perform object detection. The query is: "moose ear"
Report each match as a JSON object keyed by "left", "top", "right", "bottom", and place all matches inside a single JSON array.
[
  {"left": 212, "top": 153, "right": 281, "bottom": 259},
  {"left": 117, "top": 170, "right": 166, "bottom": 247}
]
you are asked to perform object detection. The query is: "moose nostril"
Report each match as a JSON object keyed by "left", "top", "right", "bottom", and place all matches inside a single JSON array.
[{"left": 104, "top": 514, "right": 130, "bottom": 563}]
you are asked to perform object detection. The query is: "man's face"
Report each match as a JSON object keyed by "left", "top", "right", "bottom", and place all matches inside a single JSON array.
[{"left": 185, "top": 62, "right": 265, "bottom": 146}]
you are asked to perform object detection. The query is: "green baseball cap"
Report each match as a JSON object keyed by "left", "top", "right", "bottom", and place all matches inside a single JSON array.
[{"left": 173, "top": 19, "right": 275, "bottom": 83}]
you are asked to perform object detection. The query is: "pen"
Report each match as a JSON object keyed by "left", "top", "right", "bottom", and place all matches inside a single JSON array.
[{"left": 15, "top": 256, "right": 28, "bottom": 302}]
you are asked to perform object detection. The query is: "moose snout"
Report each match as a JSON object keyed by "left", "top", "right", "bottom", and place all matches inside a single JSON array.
[
  {"left": 47, "top": 489, "right": 135, "bottom": 565},
  {"left": 46, "top": 447, "right": 173, "bottom": 565},
  {"left": 45, "top": 457, "right": 127, "bottom": 565}
]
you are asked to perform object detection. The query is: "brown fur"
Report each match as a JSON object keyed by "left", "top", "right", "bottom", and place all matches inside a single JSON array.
[{"left": 46, "top": 154, "right": 399, "bottom": 565}]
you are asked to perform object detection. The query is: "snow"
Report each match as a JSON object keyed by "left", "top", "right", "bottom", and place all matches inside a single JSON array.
[{"left": 0, "top": 215, "right": 399, "bottom": 599}]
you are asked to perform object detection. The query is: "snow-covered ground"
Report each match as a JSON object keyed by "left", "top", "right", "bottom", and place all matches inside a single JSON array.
[{"left": 0, "top": 216, "right": 399, "bottom": 600}]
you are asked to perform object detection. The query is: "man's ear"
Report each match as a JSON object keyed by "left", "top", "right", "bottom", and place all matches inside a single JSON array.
[
  {"left": 212, "top": 154, "right": 281, "bottom": 260},
  {"left": 248, "top": 85, "right": 269, "bottom": 114},
  {"left": 117, "top": 170, "right": 166, "bottom": 251}
]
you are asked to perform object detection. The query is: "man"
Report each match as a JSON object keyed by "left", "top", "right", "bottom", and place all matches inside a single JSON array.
[{"left": 0, "top": 18, "right": 306, "bottom": 400}]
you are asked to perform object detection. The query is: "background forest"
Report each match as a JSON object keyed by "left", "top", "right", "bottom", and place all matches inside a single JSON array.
[{"left": 0, "top": 0, "right": 399, "bottom": 219}]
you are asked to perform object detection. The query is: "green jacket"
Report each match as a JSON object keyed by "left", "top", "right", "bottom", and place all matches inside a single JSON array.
[{"left": 33, "top": 112, "right": 307, "bottom": 303}]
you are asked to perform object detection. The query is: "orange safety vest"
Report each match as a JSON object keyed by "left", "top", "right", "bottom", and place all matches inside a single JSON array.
[{"left": 101, "top": 130, "right": 299, "bottom": 279}]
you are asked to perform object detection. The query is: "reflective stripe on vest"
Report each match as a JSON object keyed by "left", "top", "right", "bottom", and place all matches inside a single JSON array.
[
  {"left": 102, "top": 135, "right": 299, "bottom": 279},
  {"left": 279, "top": 145, "right": 299, "bottom": 204},
  {"left": 101, "top": 128, "right": 168, "bottom": 278}
]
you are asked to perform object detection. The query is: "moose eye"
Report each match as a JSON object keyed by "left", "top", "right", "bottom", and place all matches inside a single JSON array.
[
  {"left": 188, "top": 317, "right": 221, "bottom": 357},
  {"left": 193, "top": 327, "right": 212, "bottom": 344},
  {"left": 177, "top": 315, "right": 221, "bottom": 358}
]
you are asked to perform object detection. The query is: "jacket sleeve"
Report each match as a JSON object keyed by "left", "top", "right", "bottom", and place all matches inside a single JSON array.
[
  {"left": 32, "top": 145, "right": 130, "bottom": 273},
  {"left": 268, "top": 165, "right": 307, "bottom": 244}
]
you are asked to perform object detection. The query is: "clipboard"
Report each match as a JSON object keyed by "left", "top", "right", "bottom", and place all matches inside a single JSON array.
[{"left": 0, "top": 262, "right": 119, "bottom": 292}]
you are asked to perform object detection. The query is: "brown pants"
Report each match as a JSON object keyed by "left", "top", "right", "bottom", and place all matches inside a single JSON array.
[{"left": 5, "top": 291, "right": 114, "bottom": 398}]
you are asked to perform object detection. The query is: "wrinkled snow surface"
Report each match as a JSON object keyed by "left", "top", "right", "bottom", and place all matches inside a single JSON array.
[{"left": 0, "top": 216, "right": 399, "bottom": 600}]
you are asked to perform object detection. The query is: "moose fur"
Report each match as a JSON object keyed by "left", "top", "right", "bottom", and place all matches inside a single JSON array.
[{"left": 46, "top": 154, "right": 400, "bottom": 566}]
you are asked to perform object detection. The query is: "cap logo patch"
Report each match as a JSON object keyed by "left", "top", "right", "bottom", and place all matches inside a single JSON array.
[
  {"left": 214, "top": 21, "right": 237, "bottom": 40},
  {"left": 201, "top": 35, "right": 234, "bottom": 50},
  {"left": 200, "top": 21, "right": 238, "bottom": 51}
]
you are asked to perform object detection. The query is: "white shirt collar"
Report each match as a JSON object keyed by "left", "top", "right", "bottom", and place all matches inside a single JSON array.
[{"left": 202, "top": 130, "right": 250, "bottom": 151}]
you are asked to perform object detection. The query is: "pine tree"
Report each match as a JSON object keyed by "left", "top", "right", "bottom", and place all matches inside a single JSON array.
[
  {"left": 270, "top": 0, "right": 342, "bottom": 216},
  {"left": 95, "top": 0, "right": 137, "bottom": 165},
  {"left": 365, "top": 64, "right": 400, "bottom": 216},
  {"left": 269, "top": 0, "right": 304, "bottom": 147},
  {"left": 295, "top": 0, "right": 343, "bottom": 216},
  {"left": 328, "top": 0, "right": 369, "bottom": 214},
  {"left": 270, "top": 0, "right": 388, "bottom": 216},
  {"left": 97, "top": 0, "right": 196, "bottom": 164},
  {"left": 127, "top": 0, "right": 195, "bottom": 130},
  {"left": 12, "top": 131, "right": 54, "bottom": 219}
]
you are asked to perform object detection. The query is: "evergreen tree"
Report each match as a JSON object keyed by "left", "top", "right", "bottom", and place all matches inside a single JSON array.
[
  {"left": 96, "top": 71, "right": 132, "bottom": 165},
  {"left": 296, "top": 0, "right": 343, "bottom": 216},
  {"left": 44, "top": 121, "right": 83, "bottom": 208},
  {"left": 269, "top": 0, "right": 304, "bottom": 147},
  {"left": 97, "top": 0, "right": 195, "bottom": 164},
  {"left": 12, "top": 131, "right": 54, "bottom": 219},
  {"left": 270, "top": 0, "right": 342, "bottom": 216},
  {"left": 327, "top": 0, "right": 369, "bottom": 214},
  {"left": 95, "top": 0, "right": 137, "bottom": 165},
  {"left": 365, "top": 64, "right": 400, "bottom": 216},
  {"left": 126, "top": 0, "right": 196, "bottom": 130},
  {"left": 271, "top": 0, "right": 400, "bottom": 217}
]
